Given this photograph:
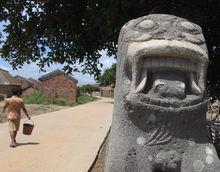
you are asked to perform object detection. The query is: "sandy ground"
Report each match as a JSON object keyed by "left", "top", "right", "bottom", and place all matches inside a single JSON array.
[
  {"left": 0, "top": 99, "right": 217, "bottom": 172},
  {"left": 0, "top": 97, "right": 113, "bottom": 172}
]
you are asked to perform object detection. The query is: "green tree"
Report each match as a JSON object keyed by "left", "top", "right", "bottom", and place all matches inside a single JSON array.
[
  {"left": 0, "top": 0, "right": 219, "bottom": 97},
  {"left": 99, "top": 64, "right": 116, "bottom": 87},
  {"left": 76, "top": 86, "right": 81, "bottom": 97}
]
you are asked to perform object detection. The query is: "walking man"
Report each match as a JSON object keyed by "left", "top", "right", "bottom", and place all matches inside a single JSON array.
[{"left": 3, "top": 89, "right": 31, "bottom": 147}]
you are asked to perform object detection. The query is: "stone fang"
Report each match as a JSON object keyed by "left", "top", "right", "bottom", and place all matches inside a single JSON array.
[
  {"left": 190, "top": 72, "right": 202, "bottom": 95},
  {"left": 135, "top": 69, "right": 147, "bottom": 93}
]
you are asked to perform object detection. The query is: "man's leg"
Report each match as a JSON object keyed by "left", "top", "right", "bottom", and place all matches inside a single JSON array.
[
  {"left": 8, "top": 119, "right": 19, "bottom": 147},
  {"left": 9, "top": 131, "right": 14, "bottom": 142},
  {"left": 9, "top": 131, "right": 16, "bottom": 147},
  {"left": 14, "top": 131, "right": 17, "bottom": 143}
]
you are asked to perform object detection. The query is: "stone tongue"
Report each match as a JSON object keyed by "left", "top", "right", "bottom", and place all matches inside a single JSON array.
[{"left": 152, "top": 71, "right": 186, "bottom": 100}]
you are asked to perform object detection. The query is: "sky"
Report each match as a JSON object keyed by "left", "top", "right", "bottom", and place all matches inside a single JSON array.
[
  {"left": 0, "top": 52, "right": 116, "bottom": 85},
  {"left": 0, "top": 21, "right": 116, "bottom": 86}
]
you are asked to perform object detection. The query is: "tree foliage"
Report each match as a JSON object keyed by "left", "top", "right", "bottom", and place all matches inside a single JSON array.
[
  {"left": 99, "top": 64, "right": 116, "bottom": 87},
  {"left": 0, "top": 0, "right": 220, "bottom": 96}
]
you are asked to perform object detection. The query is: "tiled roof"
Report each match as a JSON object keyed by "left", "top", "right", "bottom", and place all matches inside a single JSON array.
[
  {"left": 14, "top": 75, "right": 34, "bottom": 90},
  {"left": 27, "top": 78, "right": 41, "bottom": 84},
  {"left": 38, "top": 69, "right": 78, "bottom": 83},
  {"left": 0, "top": 68, "right": 20, "bottom": 85}
]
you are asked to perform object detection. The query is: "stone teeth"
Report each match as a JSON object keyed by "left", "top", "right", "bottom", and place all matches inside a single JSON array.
[
  {"left": 152, "top": 58, "right": 158, "bottom": 67},
  {"left": 135, "top": 69, "right": 147, "bottom": 93},
  {"left": 159, "top": 57, "right": 164, "bottom": 67},
  {"left": 174, "top": 59, "right": 180, "bottom": 69},
  {"left": 197, "top": 63, "right": 206, "bottom": 92},
  {"left": 190, "top": 72, "right": 201, "bottom": 95},
  {"left": 130, "top": 63, "right": 140, "bottom": 93},
  {"left": 145, "top": 57, "right": 197, "bottom": 73}
]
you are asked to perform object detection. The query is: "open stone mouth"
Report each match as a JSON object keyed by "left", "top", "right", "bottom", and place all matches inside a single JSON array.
[{"left": 127, "top": 53, "right": 207, "bottom": 109}]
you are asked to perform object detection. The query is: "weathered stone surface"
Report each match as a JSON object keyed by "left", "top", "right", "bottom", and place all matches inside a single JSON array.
[{"left": 104, "top": 14, "right": 220, "bottom": 172}]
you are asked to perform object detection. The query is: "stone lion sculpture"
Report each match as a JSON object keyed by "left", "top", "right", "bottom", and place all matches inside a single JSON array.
[{"left": 104, "top": 14, "right": 220, "bottom": 172}]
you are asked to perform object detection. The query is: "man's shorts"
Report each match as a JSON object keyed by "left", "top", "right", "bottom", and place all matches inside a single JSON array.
[{"left": 8, "top": 118, "right": 20, "bottom": 132}]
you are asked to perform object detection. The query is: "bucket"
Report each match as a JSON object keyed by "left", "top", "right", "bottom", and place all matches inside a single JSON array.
[{"left": 23, "top": 120, "right": 34, "bottom": 135}]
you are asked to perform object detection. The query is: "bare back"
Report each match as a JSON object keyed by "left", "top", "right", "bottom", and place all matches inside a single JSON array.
[{"left": 4, "top": 96, "right": 24, "bottom": 120}]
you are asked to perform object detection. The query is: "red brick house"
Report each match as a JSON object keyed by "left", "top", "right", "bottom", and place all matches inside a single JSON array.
[
  {"left": 100, "top": 86, "right": 114, "bottom": 98},
  {"left": 39, "top": 69, "right": 78, "bottom": 102}
]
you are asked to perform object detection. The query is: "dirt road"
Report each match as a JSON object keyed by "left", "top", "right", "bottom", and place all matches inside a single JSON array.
[{"left": 0, "top": 98, "right": 113, "bottom": 172}]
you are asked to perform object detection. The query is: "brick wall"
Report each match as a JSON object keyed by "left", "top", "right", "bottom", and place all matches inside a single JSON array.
[
  {"left": 40, "top": 73, "right": 77, "bottom": 102},
  {"left": 100, "top": 86, "right": 114, "bottom": 98},
  {"left": 23, "top": 87, "right": 38, "bottom": 96}
]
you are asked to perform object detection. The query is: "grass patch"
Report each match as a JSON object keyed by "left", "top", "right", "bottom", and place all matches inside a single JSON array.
[
  {"left": 51, "top": 99, "right": 68, "bottom": 106},
  {"left": 23, "top": 91, "right": 98, "bottom": 106},
  {"left": 51, "top": 99, "right": 76, "bottom": 106},
  {"left": 77, "top": 95, "right": 97, "bottom": 104},
  {"left": 23, "top": 91, "right": 50, "bottom": 105}
]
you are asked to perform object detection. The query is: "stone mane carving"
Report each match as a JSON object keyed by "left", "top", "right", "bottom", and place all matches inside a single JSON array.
[{"left": 105, "top": 14, "right": 220, "bottom": 172}]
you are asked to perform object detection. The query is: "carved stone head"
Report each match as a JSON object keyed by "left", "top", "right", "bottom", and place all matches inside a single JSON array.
[
  {"left": 105, "top": 14, "right": 220, "bottom": 172},
  {"left": 116, "top": 14, "right": 208, "bottom": 113}
]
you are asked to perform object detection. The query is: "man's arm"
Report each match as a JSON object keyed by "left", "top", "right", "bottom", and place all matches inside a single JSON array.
[{"left": 22, "top": 103, "right": 31, "bottom": 120}]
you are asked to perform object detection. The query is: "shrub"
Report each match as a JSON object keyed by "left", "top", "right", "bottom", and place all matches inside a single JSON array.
[
  {"left": 77, "top": 95, "right": 97, "bottom": 104},
  {"left": 51, "top": 99, "right": 68, "bottom": 106},
  {"left": 76, "top": 86, "right": 81, "bottom": 97},
  {"left": 23, "top": 91, "right": 49, "bottom": 104}
]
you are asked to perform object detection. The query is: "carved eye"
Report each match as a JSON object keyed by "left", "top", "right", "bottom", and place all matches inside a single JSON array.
[
  {"left": 179, "top": 21, "right": 199, "bottom": 34},
  {"left": 136, "top": 19, "right": 157, "bottom": 31}
]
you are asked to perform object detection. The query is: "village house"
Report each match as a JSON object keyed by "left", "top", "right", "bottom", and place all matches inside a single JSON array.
[
  {"left": 14, "top": 75, "right": 32, "bottom": 90},
  {"left": 38, "top": 69, "right": 78, "bottom": 102},
  {"left": 0, "top": 68, "right": 21, "bottom": 97},
  {"left": 90, "top": 83, "right": 114, "bottom": 98},
  {"left": 100, "top": 85, "right": 114, "bottom": 98},
  {"left": 14, "top": 76, "right": 41, "bottom": 96},
  {"left": 25, "top": 78, "right": 43, "bottom": 95}
]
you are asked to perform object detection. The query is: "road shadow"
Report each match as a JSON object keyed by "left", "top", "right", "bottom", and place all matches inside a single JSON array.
[{"left": 16, "top": 142, "right": 40, "bottom": 147}]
